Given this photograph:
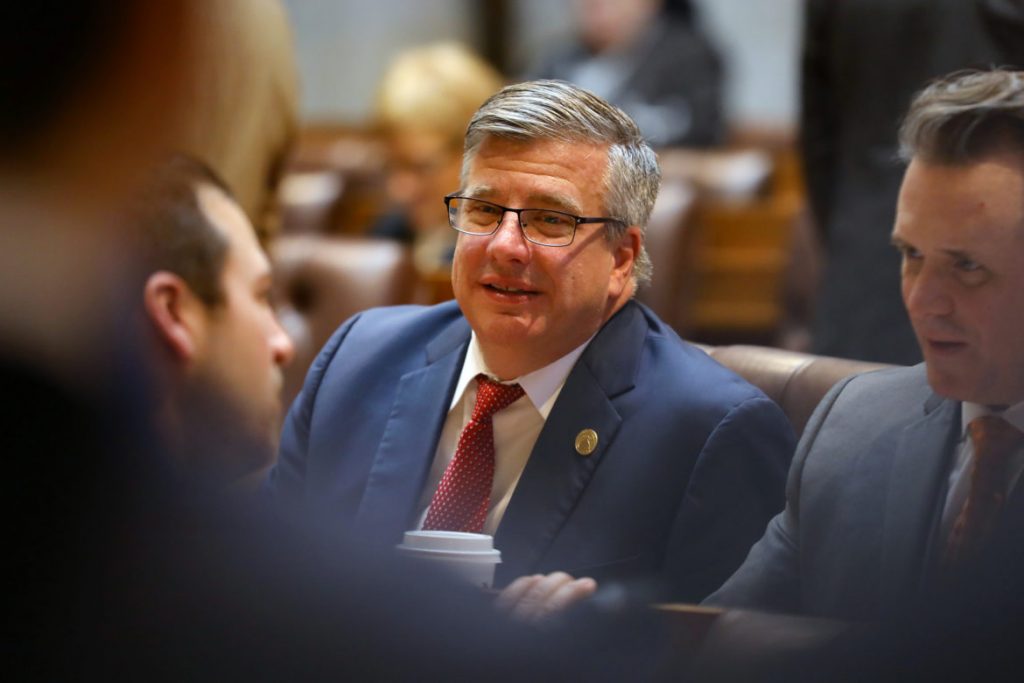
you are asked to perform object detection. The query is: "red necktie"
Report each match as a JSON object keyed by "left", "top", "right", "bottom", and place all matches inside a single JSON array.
[
  {"left": 942, "top": 415, "right": 1024, "bottom": 572},
  {"left": 422, "top": 374, "right": 525, "bottom": 533}
]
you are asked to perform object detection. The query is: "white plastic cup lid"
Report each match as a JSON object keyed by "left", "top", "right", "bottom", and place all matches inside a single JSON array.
[
  {"left": 399, "top": 530, "right": 496, "bottom": 553},
  {"left": 396, "top": 531, "right": 501, "bottom": 587}
]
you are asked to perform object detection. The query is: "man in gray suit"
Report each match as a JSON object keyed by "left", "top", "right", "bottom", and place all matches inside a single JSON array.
[{"left": 709, "top": 68, "right": 1024, "bottom": 621}]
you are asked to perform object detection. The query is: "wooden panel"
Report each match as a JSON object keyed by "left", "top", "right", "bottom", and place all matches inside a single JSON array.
[{"left": 667, "top": 143, "right": 806, "bottom": 340}]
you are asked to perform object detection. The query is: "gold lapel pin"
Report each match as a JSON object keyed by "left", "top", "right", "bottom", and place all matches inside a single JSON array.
[{"left": 574, "top": 429, "right": 599, "bottom": 456}]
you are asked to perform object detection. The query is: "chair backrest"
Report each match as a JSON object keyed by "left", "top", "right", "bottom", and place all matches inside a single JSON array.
[
  {"left": 658, "top": 144, "right": 805, "bottom": 343},
  {"left": 703, "top": 344, "right": 892, "bottom": 437},
  {"left": 278, "top": 125, "right": 390, "bottom": 236},
  {"left": 272, "top": 235, "right": 416, "bottom": 405}
]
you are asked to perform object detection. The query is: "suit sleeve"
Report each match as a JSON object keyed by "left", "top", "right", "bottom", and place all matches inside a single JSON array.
[
  {"left": 659, "top": 395, "right": 796, "bottom": 602},
  {"left": 266, "top": 313, "right": 363, "bottom": 506},
  {"left": 703, "top": 376, "right": 855, "bottom": 612}
]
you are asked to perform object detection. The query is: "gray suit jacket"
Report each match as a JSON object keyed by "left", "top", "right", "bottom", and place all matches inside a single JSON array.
[{"left": 707, "top": 364, "right": 963, "bottom": 620}]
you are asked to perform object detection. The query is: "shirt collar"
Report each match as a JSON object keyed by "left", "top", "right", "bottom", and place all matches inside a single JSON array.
[
  {"left": 449, "top": 332, "right": 595, "bottom": 419},
  {"left": 961, "top": 399, "right": 1024, "bottom": 437}
]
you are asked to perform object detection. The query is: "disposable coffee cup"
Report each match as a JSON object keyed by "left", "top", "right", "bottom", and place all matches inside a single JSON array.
[{"left": 396, "top": 530, "right": 502, "bottom": 588}]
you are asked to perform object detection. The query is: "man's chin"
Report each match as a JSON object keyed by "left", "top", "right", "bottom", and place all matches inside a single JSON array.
[
  {"left": 179, "top": 383, "right": 281, "bottom": 485},
  {"left": 924, "top": 366, "right": 964, "bottom": 401}
]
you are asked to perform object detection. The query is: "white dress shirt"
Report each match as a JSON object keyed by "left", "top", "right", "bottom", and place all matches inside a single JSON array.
[
  {"left": 413, "top": 332, "right": 593, "bottom": 535},
  {"left": 939, "top": 400, "right": 1024, "bottom": 542}
]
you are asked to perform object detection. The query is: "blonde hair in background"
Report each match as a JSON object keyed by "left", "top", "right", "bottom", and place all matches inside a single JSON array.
[{"left": 375, "top": 42, "right": 505, "bottom": 148}]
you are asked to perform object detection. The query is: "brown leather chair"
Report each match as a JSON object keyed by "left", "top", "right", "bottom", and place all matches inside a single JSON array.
[
  {"left": 277, "top": 126, "right": 390, "bottom": 236},
  {"left": 273, "top": 235, "right": 417, "bottom": 406},
  {"left": 703, "top": 344, "right": 892, "bottom": 437}
]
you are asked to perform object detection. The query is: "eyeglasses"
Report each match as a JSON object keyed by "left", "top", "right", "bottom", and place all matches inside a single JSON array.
[{"left": 444, "top": 195, "right": 625, "bottom": 247}]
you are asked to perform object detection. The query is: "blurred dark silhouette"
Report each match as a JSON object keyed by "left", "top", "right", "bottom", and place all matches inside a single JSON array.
[{"left": 528, "top": 0, "right": 724, "bottom": 147}]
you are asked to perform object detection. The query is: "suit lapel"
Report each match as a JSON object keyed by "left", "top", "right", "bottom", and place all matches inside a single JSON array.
[
  {"left": 494, "top": 303, "right": 647, "bottom": 583},
  {"left": 354, "top": 318, "right": 470, "bottom": 545},
  {"left": 879, "top": 393, "right": 960, "bottom": 609}
]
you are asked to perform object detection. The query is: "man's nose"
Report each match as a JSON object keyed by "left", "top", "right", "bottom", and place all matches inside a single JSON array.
[
  {"left": 271, "top": 318, "right": 296, "bottom": 367},
  {"left": 904, "top": 266, "right": 953, "bottom": 317},
  {"left": 486, "top": 210, "right": 531, "bottom": 260}
]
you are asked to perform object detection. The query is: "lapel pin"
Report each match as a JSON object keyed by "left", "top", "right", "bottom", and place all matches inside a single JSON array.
[{"left": 574, "top": 429, "right": 599, "bottom": 456}]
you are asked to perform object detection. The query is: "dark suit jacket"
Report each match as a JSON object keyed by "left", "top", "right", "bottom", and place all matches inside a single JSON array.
[
  {"left": 707, "top": 365, "right": 968, "bottom": 619},
  {"left": 803, "top": 0, "right": 1024, "bottom": 364},
  {"left": 270, "top": 300, "right": 795, "bottom": 600}
]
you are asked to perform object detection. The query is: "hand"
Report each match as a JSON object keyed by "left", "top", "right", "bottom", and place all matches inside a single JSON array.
[{"left": 495, "top": 572, "right": 597, "bottom": 622}]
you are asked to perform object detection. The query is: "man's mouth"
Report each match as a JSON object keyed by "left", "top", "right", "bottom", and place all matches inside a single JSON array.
[
  {"left": 925, "top": 338, "right": 967, "bottom": 353},
  {"left": 486, "top": 283, "right": 532, "bottom": 294},
  {"left": 481, "top": 280, "right": 539, "bottom": 301}
]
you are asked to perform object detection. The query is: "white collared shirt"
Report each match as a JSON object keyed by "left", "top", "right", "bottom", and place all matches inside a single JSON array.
[
  {"left": 413, "top": 332, "right": 594, "bottom": 535},
  {"left": 939, "top": 400, "right": 1024, "bottom": 541}
]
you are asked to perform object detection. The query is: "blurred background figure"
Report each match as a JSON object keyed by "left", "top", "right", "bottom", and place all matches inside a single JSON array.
[
  {"left": 178, "top": 0, "right": 300, "bottom": 243},
  {"left": 802, "top": 0, "right": 1024, "bottom": 364},
  {"left": 370, "top": 42, "right": 505, "bottom": 276},
  {"left": 527, "top": 0, "right": 725, "bottom": 147}
]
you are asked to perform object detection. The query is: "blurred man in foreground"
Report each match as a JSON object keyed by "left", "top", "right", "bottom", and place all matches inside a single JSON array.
[
  {"left": 132, "top": 155, "right": 295, "bottom": 484},
  {"left": 709, "top": 69, "right": 1024, "bottom": 623}
]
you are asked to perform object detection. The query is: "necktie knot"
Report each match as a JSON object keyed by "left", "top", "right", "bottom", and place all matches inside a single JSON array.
[
  {"left": 969, "top": 415, "right": 1024, "bottom": 472},
  {"left": 471, "top": 375, "right": 525, "bottom": 422}
]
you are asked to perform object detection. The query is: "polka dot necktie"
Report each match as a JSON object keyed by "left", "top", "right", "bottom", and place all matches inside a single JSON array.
[
  {"left": 942, "top": 415, "right": 1024, "bottom": 573},
  {"left": 422, "top": 374, "right": 525, "bottom": 533}
]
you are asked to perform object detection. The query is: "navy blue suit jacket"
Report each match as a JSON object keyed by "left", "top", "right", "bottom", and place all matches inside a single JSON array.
[{"left": 269, "top": 300, "right": 795, "bottom": 600}]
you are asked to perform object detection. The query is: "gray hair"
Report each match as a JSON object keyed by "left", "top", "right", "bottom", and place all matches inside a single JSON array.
[
  {"left": 899, "top": 69, "right": 1024, "bottom": 164},
  {"left": 462, "top": 79, "right": 661, "bottom": 287}
]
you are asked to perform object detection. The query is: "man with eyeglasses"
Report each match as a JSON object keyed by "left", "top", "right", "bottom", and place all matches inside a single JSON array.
[{"left": 268, "top": 80, "right": 795, "bottom": 604}]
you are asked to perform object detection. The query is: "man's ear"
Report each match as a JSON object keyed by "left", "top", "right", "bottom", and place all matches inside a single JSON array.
[
  {"left": 609, "top": 226, "right": 642, "bottom": 296},
  {"left": 143, "top": 271, "right": 207, "bottom": 362}
]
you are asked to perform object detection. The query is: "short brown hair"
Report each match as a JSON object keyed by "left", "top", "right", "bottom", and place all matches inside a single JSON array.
[
  {"left": 899, "top": 69, "right": 1024, "bottom": 164},
  {"left": 130, "top": 155, "right": 234, "bottom": 306}
]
